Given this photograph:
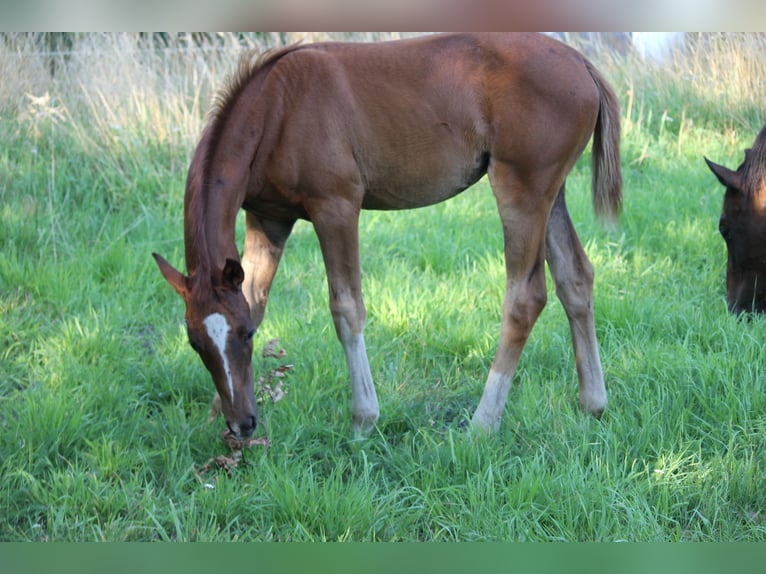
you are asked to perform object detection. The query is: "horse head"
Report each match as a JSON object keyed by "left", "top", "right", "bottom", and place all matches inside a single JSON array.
[
  {"left": 153, "top": 253, "right": 258, "bottom": 437},
  {"left": 705, "top": 124, "right": 766, "bottom": 314}
]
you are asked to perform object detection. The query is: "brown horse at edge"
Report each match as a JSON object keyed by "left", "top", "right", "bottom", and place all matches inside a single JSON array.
[{"left": 153, "top": 33, "right": 622, "bottom": 439}]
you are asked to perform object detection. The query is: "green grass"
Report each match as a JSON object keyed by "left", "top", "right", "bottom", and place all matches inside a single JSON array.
[{"left": 1, "top": 33, "right": 766, "bottom": 541}]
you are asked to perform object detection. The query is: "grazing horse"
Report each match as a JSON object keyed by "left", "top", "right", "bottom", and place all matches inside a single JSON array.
[
  {"left": 153, "top": 33, "right": 622, "bottom": 438},
  {"left": 706, "top": 123, "right": 766, "bottom": 314}
]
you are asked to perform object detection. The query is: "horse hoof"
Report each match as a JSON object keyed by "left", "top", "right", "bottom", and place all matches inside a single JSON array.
[
  {"left": 352, "top": 414, "right": 379, "bottom": 438},
  {"left": 469, "top": 412, "right": 501, "bottom": 434},
  {"left": 580, "top": 394, "right": 607, "bottom": 419}
]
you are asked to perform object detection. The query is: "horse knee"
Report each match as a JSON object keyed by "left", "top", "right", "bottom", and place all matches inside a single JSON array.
[
  {"left": 522, "top": 286, "right": 548, "bottom": 326},
  {"left": 506, "top": 280, "right": 548, "bottom": 336},
  {"left": 530, "top": 281, "right": 548, "bottom": 315},
  {"left": 330, "top": 301, "right": 366, "bottom": 343},
  {"left": 554, "top": 261, "right": 595, "bottom": 318}
]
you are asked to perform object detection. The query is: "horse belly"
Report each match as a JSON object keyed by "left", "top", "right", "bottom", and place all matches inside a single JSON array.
[{"left": 360, "top": 143, "right": 489, "bottom": 210}]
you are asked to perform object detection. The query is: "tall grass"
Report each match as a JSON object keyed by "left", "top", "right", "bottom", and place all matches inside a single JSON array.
[{"left": 1, "top": 33, "right": 765, "bottom": 541}]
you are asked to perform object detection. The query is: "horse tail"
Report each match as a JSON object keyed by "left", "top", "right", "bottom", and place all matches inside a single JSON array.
[{"left": 585, "top": 59, "right": 623, "bottom": 224}]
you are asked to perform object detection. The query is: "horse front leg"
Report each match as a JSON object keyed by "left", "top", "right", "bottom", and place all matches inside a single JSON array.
[
  {"left": 241, "top": 212, "right": 295, "bottom": 328},
  {"left": 311, "top": 200, "right": 379, "bottom": 437},
  {"left": 545, "top": 187, "right": 607, "bottom": 417}
]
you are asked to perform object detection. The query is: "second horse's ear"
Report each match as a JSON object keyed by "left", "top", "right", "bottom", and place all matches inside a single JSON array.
[
  {"left": 705, "top": 157, "right": 742, "bottom": 192},
  {"left": 153, "top": 252, "right": 190, "bottom": 301},
  {"left": 222, "top": 258, "right": 245, "bottom": 290}
]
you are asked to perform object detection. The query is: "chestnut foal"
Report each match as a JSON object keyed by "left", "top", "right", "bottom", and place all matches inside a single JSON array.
[{"left": 154, "top": 33, "right": 622, "bottom": 438}]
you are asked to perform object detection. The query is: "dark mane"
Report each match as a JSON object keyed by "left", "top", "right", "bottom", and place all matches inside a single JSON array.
[
  {"left": 743, "top": 123, "right": 766, "bottom": 193},
  {"left": 202, "top": 43, "right": 305, "bottom": 179},
  {"left": 207, "top": 44, "right": 299, "bottom": 129},
  {"left": 185, "top": 44, "right": 305, "bottom": 274}
]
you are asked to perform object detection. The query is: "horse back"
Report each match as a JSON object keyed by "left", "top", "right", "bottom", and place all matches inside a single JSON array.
[{"left": 246, "top": 33, "right": 602, "bottom": 215}]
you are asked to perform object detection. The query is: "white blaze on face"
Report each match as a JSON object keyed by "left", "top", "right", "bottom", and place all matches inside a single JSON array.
[{"left": 203, "top": 312, "right": 233, "bottom": 403}]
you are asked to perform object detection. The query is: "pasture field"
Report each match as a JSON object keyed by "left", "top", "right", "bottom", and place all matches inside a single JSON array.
[{"left": 1, "top": 33, "right": 765, "bottom": 541}]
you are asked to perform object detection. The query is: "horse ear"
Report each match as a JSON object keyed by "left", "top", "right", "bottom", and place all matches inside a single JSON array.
[
  {"left": 222, "top": 258, "right": 245, "bottom": 290},
  {"left": 705, "top": 157, "right": 742, "bottom": 191},
  {"left": 153, "top": 252, "right": 190, "bottom": 301}
]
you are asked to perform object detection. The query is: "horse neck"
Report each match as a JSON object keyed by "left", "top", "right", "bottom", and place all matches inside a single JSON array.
[
  {"left": 182, "top": 47, "right": 296, "bottom": 278},
  {"left": 183, "top": 128, "right": 245, "bottom": 277}
]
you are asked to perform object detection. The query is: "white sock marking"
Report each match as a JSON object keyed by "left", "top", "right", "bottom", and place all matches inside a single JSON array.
[{"left": 203, "top": 313, "right": 233, "bottom": 403}]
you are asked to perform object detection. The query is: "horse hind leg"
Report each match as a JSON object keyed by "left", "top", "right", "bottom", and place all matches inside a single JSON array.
[
  {"left": 545, "top": 186, "right": 607, "bottom": 417},
  {"left": 471, "top": 163, "right": 554, "bottom": 432}
]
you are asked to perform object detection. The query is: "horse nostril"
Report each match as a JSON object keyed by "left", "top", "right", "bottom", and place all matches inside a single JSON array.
[{"left": 239, "top": 415, "right": 257, "bottom": 438}]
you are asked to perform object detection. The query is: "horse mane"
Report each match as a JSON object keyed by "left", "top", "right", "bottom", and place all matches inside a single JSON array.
[
  {"left": 185, "top": 43, "right": 305, "bottom": 275},
  {"left": 742, "top": 122, "right": 766, "bottom": 194},
  {"left": 207, "top": 44, "right": 301, "bottom": 128}
]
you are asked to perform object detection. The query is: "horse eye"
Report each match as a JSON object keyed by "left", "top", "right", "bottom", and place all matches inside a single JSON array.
[{"left": 245, "top": 329, "right": 255, "bottom": 342}]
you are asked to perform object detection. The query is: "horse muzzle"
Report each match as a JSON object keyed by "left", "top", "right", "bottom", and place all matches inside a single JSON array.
[{"left": 226, "top": 414, "right": 258, "bottom": 438}]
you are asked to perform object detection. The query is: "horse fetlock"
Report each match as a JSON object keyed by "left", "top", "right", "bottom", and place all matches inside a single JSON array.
[
  {"left": 470, "top": 410, "right": 502, "bottom": 434},
  {"left": 352, "top": 408, "right": 379, "bottom": 437},
  {"left": 580, "top": 389, "right": 607, "bottom": 419}
]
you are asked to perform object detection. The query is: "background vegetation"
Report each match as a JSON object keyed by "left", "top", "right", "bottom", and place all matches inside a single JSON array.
[{"left": 1, "top": 32, "right": 764, "bottom": 541}]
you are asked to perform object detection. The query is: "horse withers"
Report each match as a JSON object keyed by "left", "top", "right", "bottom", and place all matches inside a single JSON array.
[
  {"left": 705, "top": 123, "right": 766, "bottom": 314},
  {"left": 154, "top": 33, "right": 622, "bottom": 439}
]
